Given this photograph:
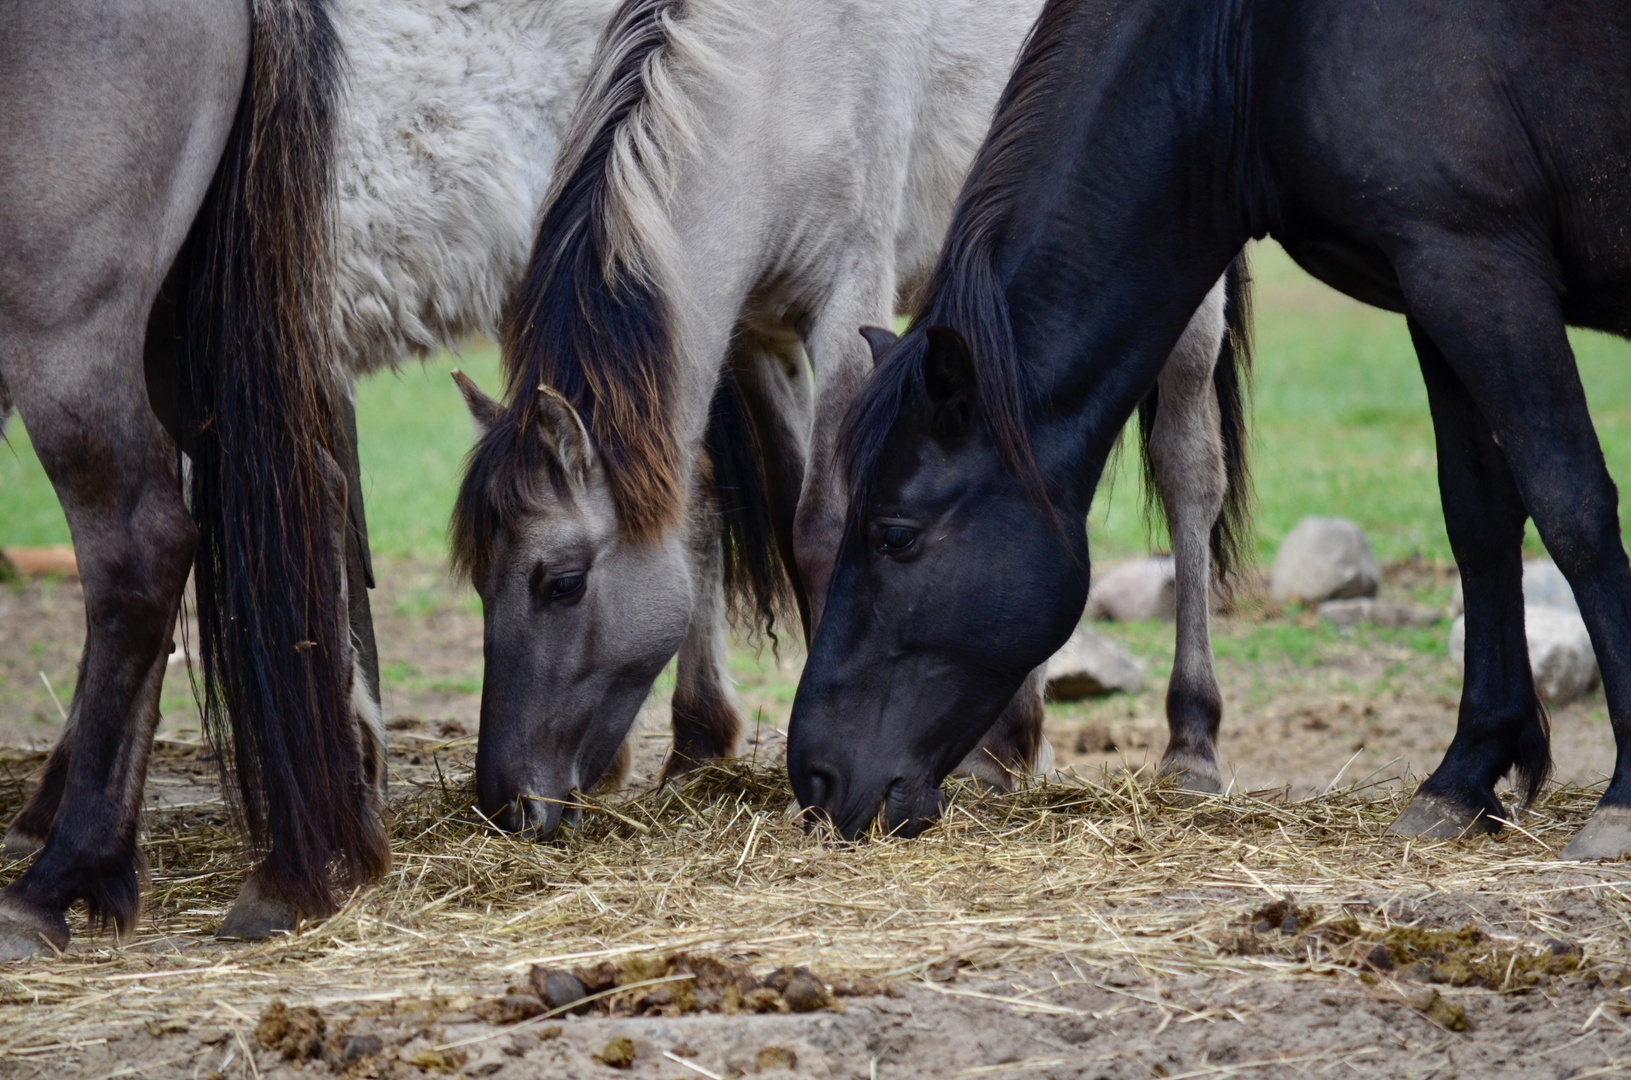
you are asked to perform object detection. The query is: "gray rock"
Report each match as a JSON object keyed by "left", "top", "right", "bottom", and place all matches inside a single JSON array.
[
  {"left": 1318, "top": 597, "right": 1442, "bottom": 629},
  {"left": 1087, "top": 557, "right": 1175, "bottom": 622},
  {"left": 1045, "top": 628, "right": 1144, "bottom": 699},
  {"left": 1524, "top": 559, "right": 1580, "bottom": 614},
  {"left": 1448, "top": 605, "right": 1599, "bottom": 706},
  {"left": 1270, "top": 516, "right": 1380, "bottom": 605}
]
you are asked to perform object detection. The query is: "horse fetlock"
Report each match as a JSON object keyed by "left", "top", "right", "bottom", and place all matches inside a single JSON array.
[{"left": 0, "top": 825, "right": 46, "bottom": 865}]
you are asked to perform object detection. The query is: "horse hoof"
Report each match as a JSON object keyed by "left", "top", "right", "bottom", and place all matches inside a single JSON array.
[
  {"left": 1388, "top": 792, "right": 1497, "bottom": 839},
  {"left": 1561, "top": 805, "right": 1631, "bottom": 861},
  {"left": 217, "top": 875, "right": 298, "bottom": 941},
  {"left": 1157, "top": 753, "right": 1222, "bottom": 796},
  {"left": 0, "top": 899, "right": 69, "bottom": 961},
  {"left": 0, "top": 829, "right": 44, "bottom": 865}
]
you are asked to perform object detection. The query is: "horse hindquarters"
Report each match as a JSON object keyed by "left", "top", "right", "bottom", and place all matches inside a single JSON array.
[{"left": 0, "top": 0, "right": 247, "bottom": 957}]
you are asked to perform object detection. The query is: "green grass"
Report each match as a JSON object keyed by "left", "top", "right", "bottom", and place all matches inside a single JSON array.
[{"left": 4, "top": 244, "right": 1630, "bottom": 566}]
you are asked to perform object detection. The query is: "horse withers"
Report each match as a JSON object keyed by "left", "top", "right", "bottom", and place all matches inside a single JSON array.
[{"left": 789, "top": 0, "right": 1631, "bottom": 856}]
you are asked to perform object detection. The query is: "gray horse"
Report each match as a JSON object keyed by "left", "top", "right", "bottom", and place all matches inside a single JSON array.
[
  {"left": 448, "top": 0, "right": 1243, "bottom": 837},
  {"left": 0, "top": 0, "right": 630, "bottom": 957}
]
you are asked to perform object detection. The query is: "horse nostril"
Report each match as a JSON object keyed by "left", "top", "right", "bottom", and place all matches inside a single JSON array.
[
  {"left": 884, "top": 777, "right": 915, "bottom": 831},
  {"left": 803, "top": 761, "right": 843, "bottom": 811}
]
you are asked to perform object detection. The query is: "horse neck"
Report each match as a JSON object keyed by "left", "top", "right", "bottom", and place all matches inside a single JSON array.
[
  {"left": 329, "top": 0, "right": 619, "bottom": 375},
  {"left": 988, "top": 0, "right": 1256, "bottom": 507}
]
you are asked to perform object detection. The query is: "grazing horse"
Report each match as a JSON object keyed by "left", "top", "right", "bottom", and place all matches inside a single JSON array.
[
  {"left": 788, "top": 0, "right": 1631, "bottom": 852},
  {"left": 448, "top": 0, "right": 1249, "bottom": 837},
  {"left": 0, "top": 0, "right": 629, "bottom": 954}
]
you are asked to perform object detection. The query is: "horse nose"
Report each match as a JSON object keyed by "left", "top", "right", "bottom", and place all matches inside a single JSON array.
[
  {"left": 799, "top": 760, "right": 845, "bottom": 820},
  {"left": 486, "top": 792, "right": 567, "bottom": 839}
]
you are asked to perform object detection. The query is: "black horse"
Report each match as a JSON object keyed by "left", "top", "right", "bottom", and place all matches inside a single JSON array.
[{"left": 787, "top": 0, "right": 1631, "bottom": 856}]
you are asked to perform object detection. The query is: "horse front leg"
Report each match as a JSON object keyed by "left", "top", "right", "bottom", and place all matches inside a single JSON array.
[
  {"left": 661, "top": 482, "right": 741, "bottom": 783},
  {"left": 1150, "top": 280, "right": 1230, "bottom": 794},
  {"left": 1387, "top": 316, "right": 1536, "bottom": 839}
]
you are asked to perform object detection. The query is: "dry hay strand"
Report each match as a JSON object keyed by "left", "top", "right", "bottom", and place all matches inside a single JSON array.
[{"left": 2, "top": 754, "right": 1630, "bottom": 1060}]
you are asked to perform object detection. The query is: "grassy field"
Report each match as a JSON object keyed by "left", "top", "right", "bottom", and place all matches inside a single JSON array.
[{"left": 4, "top": 242, "right": 1630, "bottom": 566}]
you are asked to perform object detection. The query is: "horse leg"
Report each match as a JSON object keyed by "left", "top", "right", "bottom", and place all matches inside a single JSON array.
[
  {"left": 0, "top": 320, "right": 197, "bottom": 958},
  {"left": 218, "top": 408, "right": 389, "bottom": 939},
  {"left": 793, "top": 286, "right": 889, "bottom": 630},
  {"left": 1392, "top": 241, "right": 1631, "bottom": 852},
  {"left": 1386, "top": 318, "right": 1534, "bottom": 838},
  {"left": 955, "top": 668, "right": 1052, "bottom": 790},
  {"left": 1152, "top": 282, "right": 1230, "bottom": 794},
  {"left": 660, "top": 483, "right": 740, "bottom": 782}
]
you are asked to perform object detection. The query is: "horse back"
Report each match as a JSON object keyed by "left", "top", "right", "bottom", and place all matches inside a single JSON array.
[{"left": 1260, "top": 0, "right": 1631, "bottom": 331}]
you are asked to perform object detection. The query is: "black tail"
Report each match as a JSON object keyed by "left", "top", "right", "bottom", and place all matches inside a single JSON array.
[
  {"left": 703, "top": 371, "right": 798, "bottom": 646},
  {"left": 1137, "top": 252, "right": 1256, "bottom": 584},
  {"left": 177, "top": 0, "right": 386, "bottom": 918}
]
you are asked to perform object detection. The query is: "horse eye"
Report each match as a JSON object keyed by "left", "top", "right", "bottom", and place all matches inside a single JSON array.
[
  {"left": 877, "top": 526, "right": 918, "bottom": 555},
  {"left": 549, "top": 572, "right": 586, "bottom": 602}
]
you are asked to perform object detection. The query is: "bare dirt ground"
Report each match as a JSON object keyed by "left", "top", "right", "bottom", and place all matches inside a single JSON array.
[{"left": 3, "top": 560, "right": 1630, "bottom": 1079}]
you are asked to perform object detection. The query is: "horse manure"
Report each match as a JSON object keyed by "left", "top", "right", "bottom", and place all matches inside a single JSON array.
[
  {"left": 595, "top": 1035, "right": 637, "bottom": 1069},
  {"left": 926, "top": 957, "right": 962, "bottom": 982},
  {"left": 1074, "top": 723, "right": 1118, "bottom": 754},
  {"left": 437, "top": 720, "right": 468, "bottom": 737},
  {"left": 756, "top": 1045, "right": 798, "bottom": 1071},
  {"left": 408, "top": 1048, "right": 468, "bottom": 1073},
  {"left": 254, "top": 999, "right": 325, "bottom": 1061},
  {"left": 830, "top": 976, "right": 894, "bottom": 998},
  {"left": 475, "top": 993, "right": 546, "bottom": 1024},
  {"left": 744, "top": 986, "right": 790, "bottom": 1013},
  {"left": 782, "top": 972, "right": 831, "bottom": 1012},
  {"left": 1357, "top": 925, "right": 1582, "bottom": 991},
  {"left": 1409, "top": 989, "right": 1470, "bottom": 1032},
  {"left": 385, "top": 715, "right": 420, "bottom": 731}
]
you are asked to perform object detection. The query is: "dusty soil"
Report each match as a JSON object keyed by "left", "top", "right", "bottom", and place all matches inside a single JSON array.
[{"left": 3, "top": 560, "right": 1630, "bottom": 1078}]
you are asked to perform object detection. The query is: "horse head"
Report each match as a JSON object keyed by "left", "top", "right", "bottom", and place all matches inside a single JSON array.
[
  {"left": 453, "top": 371, "right": 695, "bottom": 838},
  {"left": 786, "top": 327, "right": 1086, "bottom": 839}
]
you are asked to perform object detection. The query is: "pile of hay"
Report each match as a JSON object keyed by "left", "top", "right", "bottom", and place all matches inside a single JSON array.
[{"left": 1, "top": 747, "right": 1628, "bottom": 1060}]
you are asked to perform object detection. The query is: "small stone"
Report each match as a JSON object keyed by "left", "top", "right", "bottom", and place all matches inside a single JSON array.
[
  {"left": 1523, "top": 560, "right": 1579, "bottom": 614},
  {"left": 1449, "top": 606, "right": 1599, "bottom": 705},
  {"left": 340, "top": 1034, "right": 383, "bottom": 1064},
  {"left": 1046, "top": 628, "right": 1144, "bottom": 699},
  {"left": 1270, "top": 517, "right": 1380, "bottom": 604},
  {"left": 1073, "top": 722, "right": 1119, "bottom": 755},
  {"left": 595, "top": 1035, "right": 638, "bottom": 1069},
  {"left": 757, "top": 1045, "right": 798, "bottom": 1072},
  {"left": 1087, "top": 557, "right": 1176, "bottom": 621},
  {"left": 781, "top": 972, "right": 830, "bottom": 1013},
  {"left": 1318, "top": 597, "right": 1441, "bottom": 629},
  {"left": 530, "top": 967, "right": 589, "bottom": 1012}
]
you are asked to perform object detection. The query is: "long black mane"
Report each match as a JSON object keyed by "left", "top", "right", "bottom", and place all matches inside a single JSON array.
[{"left": 841, "top": 0, "right": 1256, "bottom": 578}]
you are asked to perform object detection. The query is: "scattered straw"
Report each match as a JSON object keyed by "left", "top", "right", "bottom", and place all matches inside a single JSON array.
[{"left": 1, "top": 750, "right": 1629, "bottom": 1062}]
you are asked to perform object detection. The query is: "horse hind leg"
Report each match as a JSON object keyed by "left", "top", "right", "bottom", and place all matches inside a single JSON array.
[{"left": 1150, "top": 280, "right": 1230, "bottom": 795}]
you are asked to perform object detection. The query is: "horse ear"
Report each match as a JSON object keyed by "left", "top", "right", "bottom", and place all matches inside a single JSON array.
[
  {"left": 452, "top": 369, "right": 503, "bottom": 434},
  {"left": 858, "top": 325, "right": 899, "bottom": 367},
  {"left": 535, "top": 384, "right": 593, "bottom": 485},
  {"left": 922, "top": 326, "right": 977, "bottom": 437}
]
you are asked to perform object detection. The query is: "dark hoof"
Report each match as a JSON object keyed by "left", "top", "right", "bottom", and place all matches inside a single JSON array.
[
  {"left": 217, "top": 874, "right": 299, "bottom": 941},
  {"left": 0, "top": 898, "right": 69, "bottom": 961},
  {"left": 1561, "top": 805, "right": 1631, "bottom": 861},
  {"left": 1388, "top": 792, "right": 1498, "bottom": 840},
  {"left": 0, "top": 828, "right": 44, "bottom": 865},
  {"left": 1158, "top": 751, "right": 1222, "bottom": 796}
]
